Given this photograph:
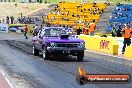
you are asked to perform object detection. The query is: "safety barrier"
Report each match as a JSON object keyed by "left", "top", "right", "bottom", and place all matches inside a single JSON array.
[
  {"left": 124, "top": 46, "right": 132, "bottom": 58},
  {"left": 78, "top": 35, "right": 119, "bottom": 55}
]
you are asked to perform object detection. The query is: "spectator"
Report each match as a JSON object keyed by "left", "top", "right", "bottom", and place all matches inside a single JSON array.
[
  {"left": 93, "top": 2, "right": 96, "bottom": 7},
  {"left": 59, "top": 24, "right": 61, "bottom": 27},
  {"left": 10, "top": 16, "right": 14, "bottom": 24},
  {"left": 42, "top": 16, "right": 44, "bottom": 24},
  {"left": 62, "top": 12, "right": 64, "bottom": 15},
  {"left": 121, "top": 24, "right": 132, "bottom": 54},
  {"left": 65, "top": 25, "right": 68, "bottom": 28},
  {"left": 2, "top": 19, "right": 5, "bottom": 23},
  {"left": 111, "top": 26, "right": 117, "bottom": 37},
  {"left": 83, "top": 20, "right": 86, "bottom": 27},
  {"left": 76, "top": 27, "right": 82, "bottom": 35},
  {"left": 46, "top": 22, "right": 50, "bottom": 27},
  {"left": 81, "top": 9, "right": 83, "bottom": 12},
  {"left": 84, "top": 8, "right": 86, "bottom": 11},
  {"left": 117, "top": 26, "right": 122, "bottom": 37},
  {"left": 63, "top": 25, "right": 66, "bottom": 28},
  {"left": 83, "top": 27, "right": 88, "bottom": 35},
  {"left": 66, "top": 11, "right": 69, "bottom": 16},
  {"left": 69, "top": 25, "right": 73, "bottom": 28},
  {"left": 57, "top": 11, "right": 60, "bottom": 15},
  {"left": 24, "top": 25, "right": 28, "bottom": 39},
  {"left": 6, "top": 16, "right": 9, "bottom": 24},
  {"left": 88, "top": 20, "right": 98, "bottom": 36},
  {"left": 72, "top": 13, "right": 75, "bottom": 17},
  {"left": 33, "top": 24, "right": 39, "bottom": 36},
  {"left": 18, "top": 16, "right": 35, "bottom": 24}
]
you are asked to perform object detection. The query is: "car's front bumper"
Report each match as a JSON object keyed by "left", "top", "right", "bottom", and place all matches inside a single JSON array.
[{"left": 47, "top": 47, "right": 85, "bottom": 51}]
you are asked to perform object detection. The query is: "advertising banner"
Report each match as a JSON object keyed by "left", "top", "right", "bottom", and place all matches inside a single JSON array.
[
  {"left": 0, "top": 24, "right": 8, "bottom": 32},
  {"left": 78, "top": 35, "right": 119, "bottom": 55}
]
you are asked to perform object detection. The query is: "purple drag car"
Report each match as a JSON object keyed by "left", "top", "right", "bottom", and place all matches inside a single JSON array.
[{"left": 32, "top": 27, "right": 85, "bottom": 61}]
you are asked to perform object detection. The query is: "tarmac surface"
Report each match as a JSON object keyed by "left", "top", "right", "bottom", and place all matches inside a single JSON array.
[
  {"left": 0, "top": 33, "right": 132, "bottom": 88},
  {"left": 0, "top": 71, "right": 10, "bottom": 88}
]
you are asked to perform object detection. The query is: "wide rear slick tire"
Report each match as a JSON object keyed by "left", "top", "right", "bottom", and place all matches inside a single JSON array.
[{"left": 33, "top": 45, "right": 39, "bottom": 56}]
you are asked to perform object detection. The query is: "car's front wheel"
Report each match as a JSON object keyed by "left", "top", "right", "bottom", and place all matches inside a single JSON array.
[
  {"left": 77, "top": 51, "right": 84, "bottom": 61},
  {"left": 33, "top": 45, "right": 39, "bottom": 56},
  {"left": 77, "top": 56, "right": 84, "bottom": 61},
  {"left": 42, "top": 47, "right": 49, "bottom": 60}
]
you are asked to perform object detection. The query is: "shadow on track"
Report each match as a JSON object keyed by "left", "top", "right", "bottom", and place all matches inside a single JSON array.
[{"left": 37, "top": 55, "right": 93, "bottom": 62}]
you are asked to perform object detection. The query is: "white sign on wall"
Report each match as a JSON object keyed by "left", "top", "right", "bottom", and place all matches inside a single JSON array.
[{"left": 0, "top": 24, "right": 8, "bottom": 32}]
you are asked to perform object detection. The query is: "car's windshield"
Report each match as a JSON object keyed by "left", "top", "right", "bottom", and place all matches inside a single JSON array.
[{"left": 42, "top": 28, "right": 74, "bottom": 37}]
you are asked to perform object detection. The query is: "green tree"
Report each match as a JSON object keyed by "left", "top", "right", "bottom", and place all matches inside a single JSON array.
[
  {"left": 37, "top": 0, "right": 39, "bottom": 2},
  {"left": 39, "top": 0, "right": 42, "bottom": 3},
  {"left": 45, "top": 0, "right": 47, "bottom": 4}
]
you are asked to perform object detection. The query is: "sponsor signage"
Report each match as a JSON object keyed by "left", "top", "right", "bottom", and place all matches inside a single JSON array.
[
  {"left": 76, "top": 67, "right": 131, "bottom": 85},
  {"left": 100, "top": 40, "right": 110, "bottom": 50},
  {"left": 0, "top": 24, "right": 8, "bottom": 32}
]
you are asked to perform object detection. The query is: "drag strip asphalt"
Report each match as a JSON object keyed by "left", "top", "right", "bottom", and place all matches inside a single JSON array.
[{"left": 0, "top": 39, "right": 131, "bottom": 88}]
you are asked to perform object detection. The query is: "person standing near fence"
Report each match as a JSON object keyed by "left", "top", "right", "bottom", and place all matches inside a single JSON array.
[
  {"left": 33, "top": 24, "right": 38, "bottom": 36},
  {"left": 121, "top": 24, "right": 132, "bottom": 54},
  {"left": 117, "top": 25, "right": 122, "bottom": 37},
  {"left": 24, "top": 25, "right": 28, "bottom": 39},
  {"left": 6, "top": 16, "right": 9, "bottom": 24},
  {"left": 88, "top": 20, "right": 98, "bottom": 36},
  {"left": 76, "top": 27, "right": 82, "bottom": 35},
  {"left": 82, "top": 27, "right": 88, "bottom": 35},
  {"left": 111, "top": 26, "right": 117, "bottom": 37},
  {"left": 10, "top": 16, "right": 14, "bottom": 24}
]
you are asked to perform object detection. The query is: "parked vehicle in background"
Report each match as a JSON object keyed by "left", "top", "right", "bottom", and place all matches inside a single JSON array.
[
  {"left": 32, "top": 27, "right": 85, "bottom": 61},
  {"left": 9, "top": 26, "right": 24, "bottom": 32}
]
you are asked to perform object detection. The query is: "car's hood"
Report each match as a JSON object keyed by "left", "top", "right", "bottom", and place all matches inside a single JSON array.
[{"left": 44, "top": 37, "right": 84, "bottom": 43}]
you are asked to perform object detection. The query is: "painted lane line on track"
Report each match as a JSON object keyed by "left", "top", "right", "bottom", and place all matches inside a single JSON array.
[
  {"left": 85, "top": 50, "right": 132, "bottom": 61},
  {"left": 0, "top": 70, "right": 16, "bottom": 88}
]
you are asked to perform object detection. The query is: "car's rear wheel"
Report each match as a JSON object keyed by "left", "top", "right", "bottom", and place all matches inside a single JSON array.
[
  {"left": 33, "top": 45, "right": 39, "bottom": 56},
  {"left": 42, "top": 47, "right": 49, "bottom": 60}
]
